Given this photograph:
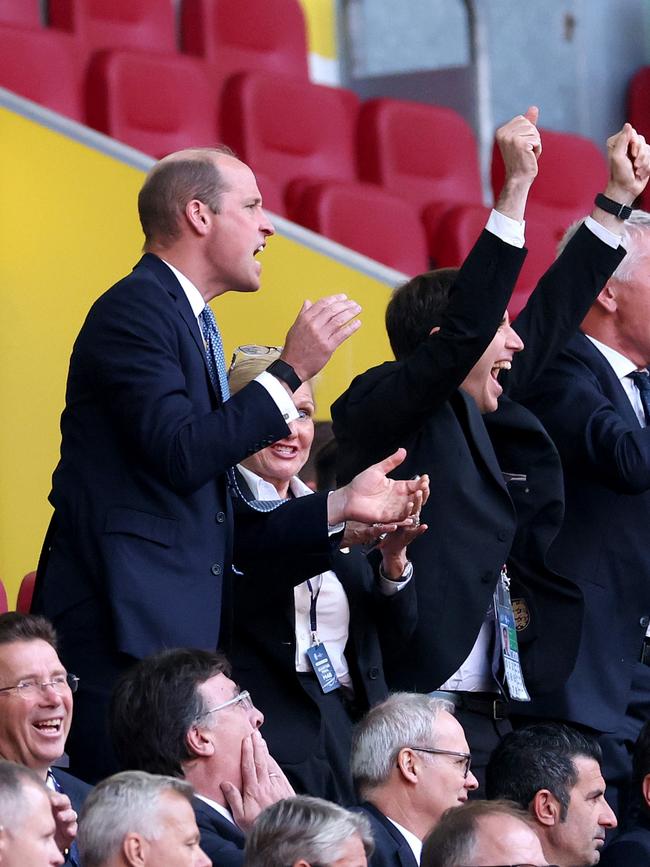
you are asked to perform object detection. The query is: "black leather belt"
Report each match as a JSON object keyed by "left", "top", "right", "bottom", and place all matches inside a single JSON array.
[{"left": 430, "top": 690, "right": 508, "bottom": 721}]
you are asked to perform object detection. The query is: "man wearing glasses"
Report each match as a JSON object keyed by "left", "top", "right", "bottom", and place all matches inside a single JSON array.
[
  {"left": 0, "top": 613, "right": 90, "bottom": 867},
  {"left": 350, "top": 693, "right": 478, "bottom": 867},
  {"left": 110, "top": 647, "right": 295, "bottom": 867}
]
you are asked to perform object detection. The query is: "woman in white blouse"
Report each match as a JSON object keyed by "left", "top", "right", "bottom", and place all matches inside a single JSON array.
[{"left": 227, "top": 348, "right": 425, "bottom": 805}]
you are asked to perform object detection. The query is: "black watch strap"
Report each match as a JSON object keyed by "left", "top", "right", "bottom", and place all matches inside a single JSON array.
[
  {"left": 267, "top": 359, "right": 302, "bottom": 392},
  {"left": 594, "top": 193, "right": 632, "bottom": 220}
]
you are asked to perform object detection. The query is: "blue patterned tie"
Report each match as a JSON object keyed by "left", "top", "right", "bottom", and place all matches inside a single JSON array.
[
  {"left": 199, "top": 305, "right": 285, "bottom": 513},
  {"left": 628, "top": 369, "right": 650, "bottom": 425}
]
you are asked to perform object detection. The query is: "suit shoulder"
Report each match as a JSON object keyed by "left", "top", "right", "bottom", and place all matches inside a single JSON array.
[{"left": 52, "top": 768, "right": 92, "bottom": 809}]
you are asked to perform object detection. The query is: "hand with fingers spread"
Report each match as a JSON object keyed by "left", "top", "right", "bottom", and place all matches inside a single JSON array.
[
  {"left": 220, "top": 730, "right": 295, "bottom": 833},
  {"left": 280, "top": 294, "right": 362, "bottom": 383},
  {"left": 50, "top": 790, "right": 78, "bottom": 855},
  {"left": 494, "top": 106, "right": 542, "bottom": 222},
  {"left": 327, "top": 449, "right": 429, "bottom": 526}
]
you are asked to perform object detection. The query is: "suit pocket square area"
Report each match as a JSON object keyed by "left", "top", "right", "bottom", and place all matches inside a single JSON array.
[{"left": 104, "top": 507, "right": 178, "bottom": 547}]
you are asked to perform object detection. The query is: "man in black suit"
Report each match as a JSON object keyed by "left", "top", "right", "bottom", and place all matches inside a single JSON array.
[
  {"left": 486, "top": 723, "right": 616, "bottom": 867},
  {"left": 351, "top": 693, "right": 478, "bottom": 867},
  {"left": 0, "top": 613, "right": 91, "bottom": 867},
  {"left": 517, "top": 207, "right": 650, "bottom": 818},
  {"left": 332, "top": 121, "right": 650, "bottom": 782},
  {"left": 601, "top": 721, "right": 650, "bottom": 865},
  {"left": 35, "top": 145, "right": 429, "bottom": 783},
  {"left": 110, "top": 647, "right": 296, "bottom": 867}
]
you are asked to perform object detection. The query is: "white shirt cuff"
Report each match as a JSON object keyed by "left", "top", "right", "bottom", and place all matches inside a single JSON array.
[
  {"left": 378, "top": 560, "right": 413, "bottom": 595},
  {"left": 255, "top": 371, "right": 299, "bottom": 422},
  {"left": 584, "top": 215, "right": 623, "bottom": 249},
  {"left": 486, "top": 209, "right": 526, "bottom": 248}
]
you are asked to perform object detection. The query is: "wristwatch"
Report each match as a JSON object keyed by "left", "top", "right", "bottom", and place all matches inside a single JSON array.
[
  {"left": 594, "top": 193, "right": 633, "bottom": 220},
  {"left": 267, "top": 358, "right": 302, "bottom": 392}
]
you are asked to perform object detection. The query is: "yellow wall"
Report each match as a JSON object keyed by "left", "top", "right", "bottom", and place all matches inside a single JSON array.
[
  {"left": 0, "top": 107, "right": 393, "bottom": 603},
  {"left": 297, "top": 0, "right": 337, "bottom": 60}
]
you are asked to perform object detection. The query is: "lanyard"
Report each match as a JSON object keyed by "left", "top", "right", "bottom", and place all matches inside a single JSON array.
[{"left": 306, "top": 577, "right": 323, "bottom": 643}]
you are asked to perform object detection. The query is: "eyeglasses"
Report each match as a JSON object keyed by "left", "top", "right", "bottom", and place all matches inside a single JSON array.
[
  {"left": 0, "top": 673, "right": 79, "bottom": 699},
  {"left": 229, "top": 344, "right": 282, "bottom": 372},
  {"left": 410, "top": 746, "right": 472, "bottom": 778},
  {"left": 195, "top": 689, "right": 254, "bottom": 720}
]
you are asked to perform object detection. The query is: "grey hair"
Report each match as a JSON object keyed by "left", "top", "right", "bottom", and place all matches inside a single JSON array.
[
  {"left": 351, "top": 693, "right": 453, "bottom": 798},
  {"left": 557, "top": 209, "right": 650, "bottom": 283},
  {"left": 244, "top": 795, "right": 374, "bottom": 867},
  {"left": 77, "top": 770, "right": 194, "bottom": 867},
  {"left": 0, "top": 761, "right": 48, "bottom": 828}
]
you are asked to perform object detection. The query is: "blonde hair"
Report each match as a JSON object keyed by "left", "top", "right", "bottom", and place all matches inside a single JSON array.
[{"left": 228, "top": 347, "right": 318, "bottom": 398}]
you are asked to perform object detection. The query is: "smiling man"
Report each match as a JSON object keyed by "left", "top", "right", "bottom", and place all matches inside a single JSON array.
[
  {"left": 0, "top": 613, "right": 91, "bottom": 866},
  {"left": 34, "top": 145, "right": 428, "bottom": 784},
  {"left": 332, "top": 120, "right": 650, "bottom": 784},
  {"left": 486, "top": 723, "right": 616, "bottom": 866},
  {"left": 351, "top": 693, "right": 479, "bottom": 867}
]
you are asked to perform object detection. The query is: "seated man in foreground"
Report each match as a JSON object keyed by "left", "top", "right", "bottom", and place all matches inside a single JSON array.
[
  {"left": 110, "top": 648, "right": 294, "bottom": 867},
  {"left": 486, "top": 722, "right": 616, "bottom": 866},
  {"left": 0, "top": 760, "right": 64, "bottom": 867},
  {"left": 77, "top": 770, "right": 210, "bottom": 867},
  {"left": 351, "top": 693, "right": 478, "bottom": 867}
]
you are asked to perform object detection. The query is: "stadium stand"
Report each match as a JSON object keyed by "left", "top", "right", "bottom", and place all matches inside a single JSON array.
[{"left": 85, "top": 50, "right": 217, "bottom": 157}]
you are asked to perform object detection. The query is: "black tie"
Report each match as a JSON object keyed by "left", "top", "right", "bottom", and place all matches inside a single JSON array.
[{"left": 628, "top": 369, "right": 650, "bottom": 425}]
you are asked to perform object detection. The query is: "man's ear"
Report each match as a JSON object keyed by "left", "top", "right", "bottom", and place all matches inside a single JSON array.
[
  {"left": 642, "top": 773, "right": 650, "bottom": 808},
  {"left": 186, "top": 723, "right": 215, "bottom": 758},
  {"left": 123, "top": 831, "right": 147, "bottom": 867},
  {"left": 594, "top": 281, "right": 618, "bottom": 314},
  {"left": 395, "top": 747, "right": 419, "bottom": 784},
  {"left": 185, "top": 199, "right": 212, "bottom": 236},
  {"left": 530, "top": 789, "right": 562, "bottom": 826}
]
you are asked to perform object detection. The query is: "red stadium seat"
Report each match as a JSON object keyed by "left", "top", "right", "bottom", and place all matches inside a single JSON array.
[
  {"left": 254, "top": 172, "right": 286, "bottom": 217},
  {"left": 430, "top": 204, "right": 557, "bottom": 319},
  {"left": 181, "top": 0, "right": 308, "bottom": 96},
  {"left": 86, "top": 50, "right": 217, "bottom": 158},
  {"left": 0, "top": 24, "right": 83, "bottom": 120},
  {"left": 0, "top": 579, "right": 8, "bottom": 614},
  {"left": 16, "top": 571, "right": 36, "bottom": 614},
  {"left": 0, "top": 0, "right": 40, "bottom": 27},
  {"left": 49, "top": 0, "right": 177, "bottom": 66},
  {"left": 628, "top": 67, "right": 650, "bottom": 208},
  {"left": 356, "top": 98, "right": 483, "bottom": 218},
  {"left": 221, "top": 71, "right": 359, "bottom": 209},
  {"left": 292, "top": 180, "right": 429, "bottom": 275},
  {"left": 491, "top": 127, "right": 608, "bottom": 242}
]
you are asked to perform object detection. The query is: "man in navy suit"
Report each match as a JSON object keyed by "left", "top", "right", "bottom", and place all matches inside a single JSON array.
[
  {"left": 351, "top": 693, "right": 479, "bottom": 867},
  {"left": 518, "top": 208, "right": 650, "bottom": 819},
  {"left": 35, "top": 146, "right": 428, "bottom": 783},
  {"left": 0, "top": 613, "right": 91, "bottom": 866},
  {"left": 110, "top": 647, "right": 297, "bottom": 867}
]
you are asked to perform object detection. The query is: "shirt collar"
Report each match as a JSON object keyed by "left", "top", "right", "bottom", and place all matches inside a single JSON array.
[
  {"left": 385, "top": 816, "right": 423, "bottom": 862},
  {"left": 237, "top": 465, "right": 311, "bottom": 500},
  {"left": 585, "top": 334, "right": 639, "bottom": 381},
  {"left": 160, "top": 259, "right": 206, "bottom": 320},
  {"left": 194, "top": 793, "right": 237, "bottom": 826}
]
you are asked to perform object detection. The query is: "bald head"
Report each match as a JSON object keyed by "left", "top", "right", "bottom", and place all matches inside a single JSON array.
[{"left": 138, "top": 145, "right": 237, "bottom": 249}]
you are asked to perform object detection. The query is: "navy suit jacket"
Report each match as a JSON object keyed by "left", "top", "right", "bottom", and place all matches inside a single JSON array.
[
  {"left": 600, "top": 813, "right": 650, "bottom": 866},
  {"left": 51, "top": 769, "right": 91, "bottom": 867},
  {"left": 37, "top": 253, "right": 331, "bottom": 663},
  {"left": 192, "top": 797, "right": 245, "bottom": 867},
  {"left": 356, "top": 803, "right": 419, "bottom": 867},
  {"left": 333, "top": 227, "right": 625, "bottom": 694},
  {"left": 520, "top": 331, "right": 650, "bottom": 731}
]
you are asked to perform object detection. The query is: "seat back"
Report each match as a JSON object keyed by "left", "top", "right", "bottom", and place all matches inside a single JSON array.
[
  {"left": 16, "top": 571, "right": 36, "bottom": 614},
  {"left": 628, "top": 67, "right": 650, "bottom": 207},
  {"left": 0, "top": 0, "right": 40, "bottom": 27}
]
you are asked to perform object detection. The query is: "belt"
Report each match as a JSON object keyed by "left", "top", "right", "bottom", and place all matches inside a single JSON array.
[{"left": 430, "top": 690, "right": 509, "bottom": 721}]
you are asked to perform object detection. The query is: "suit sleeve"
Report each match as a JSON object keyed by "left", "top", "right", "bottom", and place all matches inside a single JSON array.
[
  {"left": 76, "top": 279, "right": 290, "bottom": 495},
  {"left": 505, "top": 224, "right": 626, "bottom": 397},
  {"left": 331, "top": 231, "right": 525, "bottom": 445},
  {"left": 525, "top": 354, "right": 650, "bottom": 493}
]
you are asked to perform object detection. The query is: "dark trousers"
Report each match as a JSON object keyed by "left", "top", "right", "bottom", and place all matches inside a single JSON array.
[{"left": 454, "top": 705, "right": 512, "bottom": 794}]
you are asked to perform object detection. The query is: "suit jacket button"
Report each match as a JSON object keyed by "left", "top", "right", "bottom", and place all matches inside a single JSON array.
[
  {"left": 211, "top": 563, "right": 222, "bottom": 576},
  {"left": 215, "top": 511, "right": 226, "bottom": 524},
  {"left": 641, "top": 616, "right": 649, "bottom": 629},
  {"left": 368, "top": 666, "right": 379, "bottom": 680}
]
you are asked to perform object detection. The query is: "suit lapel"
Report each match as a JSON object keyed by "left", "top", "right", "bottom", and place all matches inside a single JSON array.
[
  {"left": 362, "top": 803, "right": 419, "bottom": 867},
  {"left": 572, "top": 333, "right": 643, "bottom": 428},
  {"left": 452, "top": 390, "right": 508, "bottom": 492}
]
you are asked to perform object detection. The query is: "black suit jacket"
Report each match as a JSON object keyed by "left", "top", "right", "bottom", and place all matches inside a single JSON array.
[
  {"left": 600, "top": 813, "right": 650, "bottom": 867},
  {"left": 192, "top": 797, "right": 245, "bottom": 867},
  {"left": 519, "top": 332, "right": 650, "bottom": 731},
  {"left": 37, "top": 253, "right": 331, "bottom": 663},
  {"left": 332, "top": 226, "right": 625, "bottom": 694},
  {"left": 51, "top": 769, "right": 91, "bottom": 867},
  {"left": 230, "top": 472, "right": 417, "bottom": 767},
  {"left": 356, "top": 803, "right": 419, "bottom": 867}
]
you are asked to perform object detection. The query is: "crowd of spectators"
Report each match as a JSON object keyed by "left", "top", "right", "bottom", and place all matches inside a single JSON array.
[{"left": 5, "top": 108, "right": 650, "bottom": 866}]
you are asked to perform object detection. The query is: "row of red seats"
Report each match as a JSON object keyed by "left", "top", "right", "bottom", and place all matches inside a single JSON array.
[{"left": 0, "top": 572, "right": 36, "bottom": 615}]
